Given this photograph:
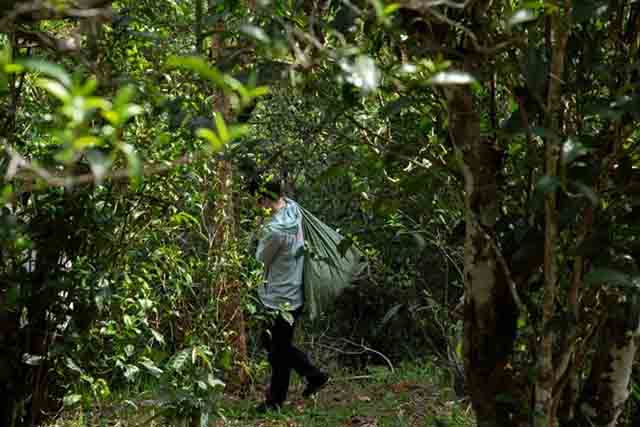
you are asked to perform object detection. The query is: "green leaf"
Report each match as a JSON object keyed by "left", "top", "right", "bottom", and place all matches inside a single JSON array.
[
  {"left": 197, "top": 128, "right": 223, "bottom": 151},
  {"left": 119, "top": 144, "right": 141, "bottom": 182},
  {"left": 123, "top": 314, "right": 134, "bottom": 329},
  {"left": 113, "top": 85, "right": 135, "bottom": 110},
  {"left": 573, "top": 0, "right": 608, "bottom": 23},
  {"left": 170, "top": 349, "right": 190, "bottom": 371},
  {"left": 166, "top": 56, "right": 225, "bottom": 87},
  {"left": 508, "top": 10, "right": 537, "bottom": 27},
  {"left": 530, "top": 126, "right": 561, "bottom": 143},
  {"left": 63, "top": 394, "right": 82, "bottom": 406},
  {"left": 1, "top": 184, "right": 14, "bottom": 203},
  {"left": 207, "top": 373, "right": 225, "bottom": 389},
  {"left": 562, "top": 138, "right": 589, "bottom": 164},
  {"left": 227, "top": 124, "right": 249, "bottom": 141},
  {"left": 530, "top": 175, "right": 561, "bottom": 210},
  {"left": 65, "top": 358, "right": 84, "bottom": 374},
  {"left": 281, "top": 311, "right": 294, "bottom": 325},
  {"left": 37, "top": 79, "right": 71, "bottom": 102},
  {"left": 19, "top": 59, "right": 71, "bottom": 86},
  {"left": 428, "top": 71, "right": 476, "bottom": 85},
  {"left": 84, "top": 97, "right": 111, "bottom": 111},
  {"left": 123, "top": 364, "right": 140, "bottom": 380},
  {"left": 139, "top": 357, "right": 164, "bottom": 378},
  {"left": 572, "top": 182, "right": 599, "bottom": 205},
  {"left": 214, "top": 113, "right": 229, "bottom": 143},
  {"left": 151, "top": 329, "right": 165, "bottom": 344},
  {"left": 72, "top": 136, "right": 101, "bottom": 150},
  {"left": 240, "top": 24, "right": 270, "bottom": 43},
  {"left": 384, "top": 4, "right": 400, "bottom": 16},
  {"left": 124, "top": 344, "right": 135, "bottom": 357},
  {"left": 76, "top": 77, "right": 97, "bottom": 96},
  {"left": 585, "top": 268, "right": 631, "bottom": 287},
  {"left": 535, "top": 175, "right": 561, "bottom": 195},
  {"left": 377, "top": 303, "right": 403, "bottom": 334},
  {"left": 22, "top": 353, "right": 44, "bottom": 366}
]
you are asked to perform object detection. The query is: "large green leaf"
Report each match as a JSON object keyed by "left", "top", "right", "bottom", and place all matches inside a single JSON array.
[{"left": 19, "top": 58, "right": 72, "bottom": 86}]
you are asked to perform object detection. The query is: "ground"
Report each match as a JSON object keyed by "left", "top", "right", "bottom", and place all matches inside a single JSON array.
[{"left": 48, "top": 362, "right": 474, "bottom": 427}]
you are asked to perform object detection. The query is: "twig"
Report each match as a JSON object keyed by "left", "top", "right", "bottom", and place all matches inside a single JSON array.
[
  {"left": 340, "top": 337, "right": 395, "bottom": 373},
  {"left": 2, "top": 142, "right": 214, "bottom": 189}
]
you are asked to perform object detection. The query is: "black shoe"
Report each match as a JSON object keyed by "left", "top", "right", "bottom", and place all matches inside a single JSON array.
[
  {"left": 302, "top": 373, "right": 329, "bottom": 398},
  {"left": 255, "top": 401, "right": 281, "bottom": 414}
]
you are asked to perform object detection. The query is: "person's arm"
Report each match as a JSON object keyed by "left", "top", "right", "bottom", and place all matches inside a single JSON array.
[{"left": 256, "top": 228, "right": 283, "bottom": 271}]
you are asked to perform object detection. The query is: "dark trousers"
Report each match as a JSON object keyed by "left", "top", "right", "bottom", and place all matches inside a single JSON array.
[{"left": 261, "top": 309, "right": 322, "bottom": 405}]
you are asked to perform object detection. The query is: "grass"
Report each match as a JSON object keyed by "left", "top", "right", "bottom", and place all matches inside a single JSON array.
[{"left": 48, "top": 361, "right": 474, "bottom": 427}]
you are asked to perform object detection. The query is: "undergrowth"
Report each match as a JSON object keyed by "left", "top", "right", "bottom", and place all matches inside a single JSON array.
[{"left": 47, "top": 360, "right": 474, "bottom": 427}]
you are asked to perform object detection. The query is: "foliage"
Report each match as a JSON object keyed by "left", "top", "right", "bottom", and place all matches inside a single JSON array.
[{"left": 1, "top": 0, "right": 640, "bottom": 426}]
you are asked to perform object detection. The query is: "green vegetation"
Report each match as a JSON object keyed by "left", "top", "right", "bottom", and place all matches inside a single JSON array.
[
  {"left": 48, "top": 362, "right": 474, "bottom": 427},
  {"left": 2, "top": 1, "right": 640, "bottom": 427}
]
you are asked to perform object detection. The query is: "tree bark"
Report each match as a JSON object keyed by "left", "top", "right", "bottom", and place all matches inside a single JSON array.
[
  {"left": 207, "top": 3, "right": 251, "bottom": 393},
  {"left": 445, "top": 85, "right": 521, "bottom": 427},
  {"left": 577, "top": 299, "right": 640, "bottom": 427},
  {"left": 536, "top": 2, "right": 572, "bottom": 425}
]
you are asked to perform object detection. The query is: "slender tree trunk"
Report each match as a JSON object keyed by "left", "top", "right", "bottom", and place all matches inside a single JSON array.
[
  {"left": 536, "top": 2, "right": 571, "bottom": 425},
  {"left": 206, "top": 2, "right": 253, "bottom": 393},
  {"left": 445, "top": 85, "right": 521, "bottom": 427}
]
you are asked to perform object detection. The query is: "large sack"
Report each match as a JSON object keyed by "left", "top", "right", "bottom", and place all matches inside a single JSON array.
[{"left": 297, "top": 203, "right": 367, "bottom": 320}]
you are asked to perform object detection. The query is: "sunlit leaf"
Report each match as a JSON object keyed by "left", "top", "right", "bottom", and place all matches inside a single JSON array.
[
  {"left": 167, "top": 56, "right": 225, "bottom": 87},
  {"left": 196, "top": 128, "right": 223, "bottom": 151},
  {"left": 562, "top": 138, "right": 589, "bottom": 164},
  {"left": 65, "top": 357, "right": 84, "bottom": 374},
  {"left": 63, "top": 394, "right": 82, "bottom": 406},
  {"left": 248, "top": 85, "right": 270, "bottom": 99},
  {"left": 20, "top": 59, "right": 71, "bottom": 86},
  {"left": 84, "top": 97, "right": 112, "bottom": 111},
  {"left": 384, "top": 4, "right": 400, "bottom": 16},
  {"left": 72, "top": 136, "right": 101, "bottom": 150},
  {"left": 228, "top": 124, "right": 249, "bottom": 141},
  {"left": 120, "top": 144, "right": 141, "bottom": 181},
  {"left": 113, "top": 86, "right": 135, "bottom": 110},
  {"left": 123, "top": 105, "right": 143, "bottom": 119},
  {"left": 508, "top": 10, "right": 537, "bottom": 27},
  {"left": 76, "top": 77, "right": 98, "bottom": 96},
  {"left": 22, "top": 353, "right": 44, "bottom": 366},
  {"left": 86, "top": 150, "right": 112, "bottom": 183},
  {"left": 102, "top": 110, "right": 119, "bottom": 125},
  {"left": 214, "top": 113, "right": 229, "bottom": 143},
  {"left": 340, "top": 55, "right": 380, "bottom": 93},
  {"left": 123, "top": 364, "right": 140, "bottom": 380},
  {"left": 240, "top": 24, "right": 270, "bottom": 43},
  {"left": 37, "top": 78, "right": 71, "bottom": 102},
  {"left": 150, "top": 329, "right": 165, "bottom": 344},
  {"left": 139, "top": 357, "right": 163, "bottom": 378},
  {"left": 428, "top": 71, "right": 476, "bottom": 85}
]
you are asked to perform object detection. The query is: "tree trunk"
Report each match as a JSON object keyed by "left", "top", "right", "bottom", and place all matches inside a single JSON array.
[
  {"left": 576, "top": 299, "right": 640, "bottom": 427},
  {"left": 536, "top": 3, "right": 571, "bottom": 425},
  {"left": 445, "top": 85, "right": 521, "bottom": 426},
  {"left": 208, "top": 7, "right": 249, "bottom": 393}
]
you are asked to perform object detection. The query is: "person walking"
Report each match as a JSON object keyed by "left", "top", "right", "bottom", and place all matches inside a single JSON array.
[{"left": 249, "top": 178, "right": 329, "bottom": 413}]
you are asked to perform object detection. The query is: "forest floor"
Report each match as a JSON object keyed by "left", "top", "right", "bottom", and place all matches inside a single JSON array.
[{"left": 49, "top": 362, "right": 474, "bottom": 427}]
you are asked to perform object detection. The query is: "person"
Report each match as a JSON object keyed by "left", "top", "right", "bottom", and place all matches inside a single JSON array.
[{"left": 249, "top": 178, "right": 329, "bottom": 413}]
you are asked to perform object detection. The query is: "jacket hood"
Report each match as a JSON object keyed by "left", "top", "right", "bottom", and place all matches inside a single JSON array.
[{"left": 267, "top": 198, "right": 302, "bottom": 234}]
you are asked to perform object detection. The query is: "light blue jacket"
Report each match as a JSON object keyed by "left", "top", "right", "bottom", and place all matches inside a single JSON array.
[{"left": 256, "top": 198, "right": 304, "bottom": 311}]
